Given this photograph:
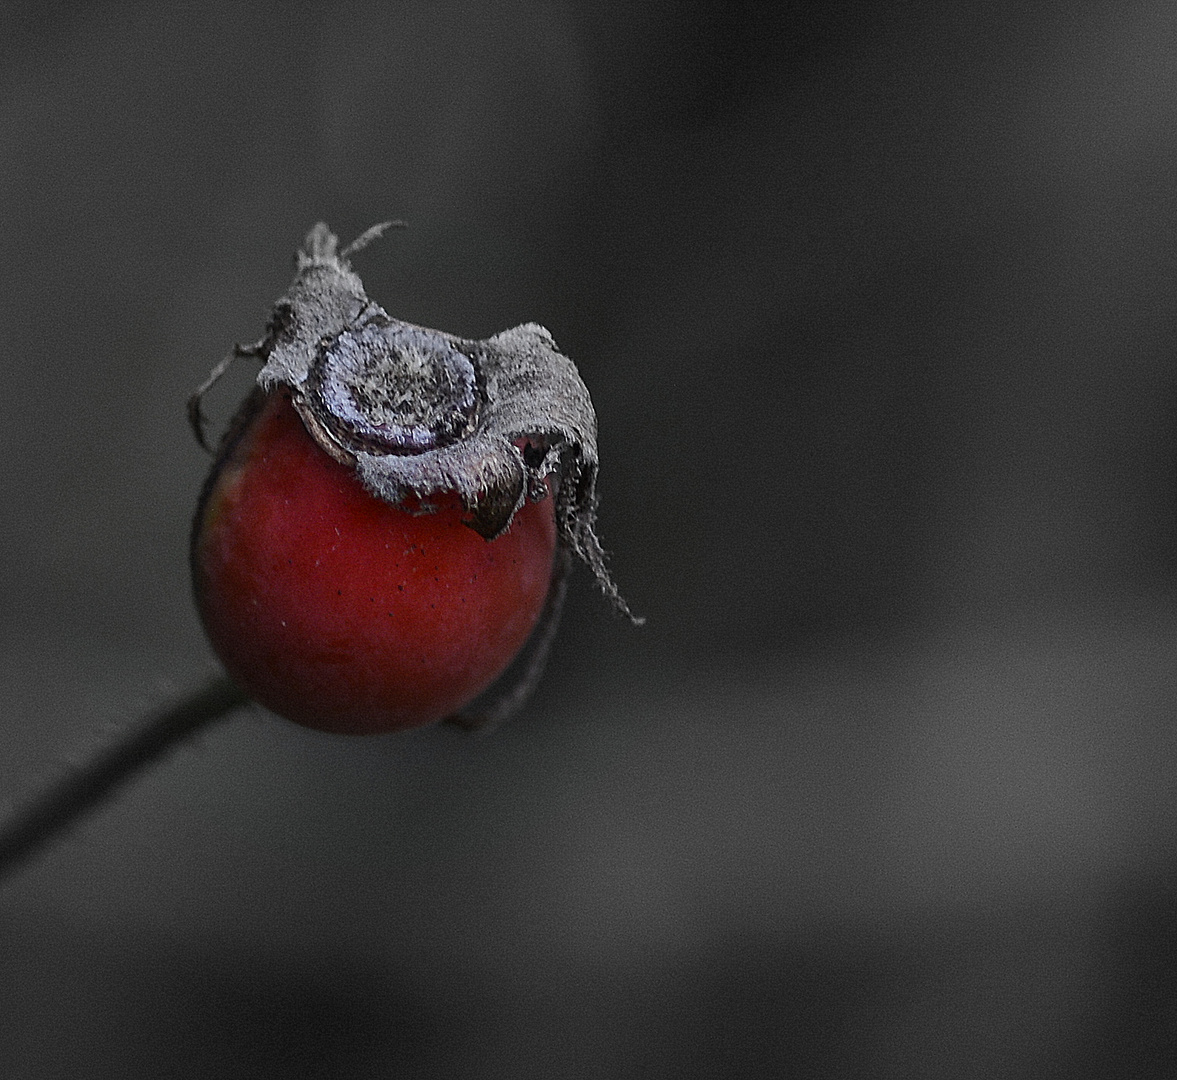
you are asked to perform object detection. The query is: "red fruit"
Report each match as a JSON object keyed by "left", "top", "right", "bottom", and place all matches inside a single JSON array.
[
  {"left": 192, "top": 389, "right": 557, "bottom": 735},
  {"left": 189, "top": 223, "right": 637, "bottom": 735}
]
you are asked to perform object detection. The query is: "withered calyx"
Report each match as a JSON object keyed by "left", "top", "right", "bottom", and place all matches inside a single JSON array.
[{"left": 190, "top": 222, "right": 638, "bottom": 623}]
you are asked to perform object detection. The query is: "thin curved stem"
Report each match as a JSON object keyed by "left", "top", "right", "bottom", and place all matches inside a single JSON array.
[
  {"left": 0, "top": 674, "right": 250, "bottom": 884},
  {"left": 446, "top": 546, "right": 571, "bottom": 732}
]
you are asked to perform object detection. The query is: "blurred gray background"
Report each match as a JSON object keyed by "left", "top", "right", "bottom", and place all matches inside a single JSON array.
[{"left": 2, "top": 1, "right": 1176, "bottom": 1076}]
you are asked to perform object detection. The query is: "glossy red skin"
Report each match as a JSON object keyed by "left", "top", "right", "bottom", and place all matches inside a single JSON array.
[{"left": 193, "top": 390, "right": 557, "bottom": 734}]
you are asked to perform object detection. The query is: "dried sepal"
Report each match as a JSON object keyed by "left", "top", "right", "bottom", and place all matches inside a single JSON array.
[
  {"left": 191, "top": 222, "right": 639, "bottom": 623},
  {"left": 448, "top": 547, "right": 573, "bottom": 732}
]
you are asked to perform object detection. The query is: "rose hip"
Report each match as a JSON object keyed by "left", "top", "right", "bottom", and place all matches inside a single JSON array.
[
  {"left": 193, "top": 390, "right": 557, "bottom": 734},
  {"left": 189, "top": 223, "right": 637, "bottom": 735}
]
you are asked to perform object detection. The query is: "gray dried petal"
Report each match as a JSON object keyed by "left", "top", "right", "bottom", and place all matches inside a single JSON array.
[{"left": 212, "top": 222, "right": 638, "bottom": 622}]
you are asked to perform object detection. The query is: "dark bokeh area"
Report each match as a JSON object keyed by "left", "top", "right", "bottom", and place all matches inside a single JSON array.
[{"left": 1, "top": 2, "right": 1176, "bottom": 1076}]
